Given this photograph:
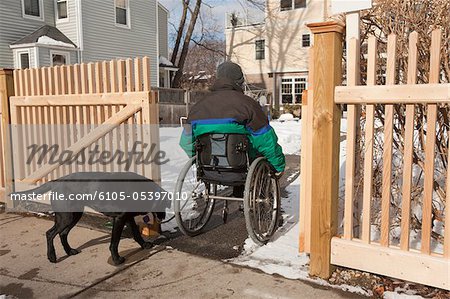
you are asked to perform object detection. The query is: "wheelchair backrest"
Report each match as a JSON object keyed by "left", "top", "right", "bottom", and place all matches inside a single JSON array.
[{"left": 196, "top": 133, "right": 249, "bottom": 170}]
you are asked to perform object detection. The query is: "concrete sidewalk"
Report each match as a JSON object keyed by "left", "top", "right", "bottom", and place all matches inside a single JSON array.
[{"left": 0, "top": 212, "right": 361, "bottom": 299}]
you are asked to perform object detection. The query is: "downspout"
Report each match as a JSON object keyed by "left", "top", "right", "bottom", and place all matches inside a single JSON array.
[{"left": 76, "top": 0, "right": 84, "bottom": 62}]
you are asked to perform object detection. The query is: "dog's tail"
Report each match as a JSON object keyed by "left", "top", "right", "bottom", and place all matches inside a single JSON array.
[{"left": 9, "top": 181, "right": 54, "bottom": 197}]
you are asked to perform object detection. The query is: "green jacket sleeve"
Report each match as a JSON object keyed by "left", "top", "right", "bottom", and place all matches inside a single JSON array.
[
  {"left": 179, "top": 127, "right": 195, "bottom": 157},
  {"left": 248, "top": 127, "right": 286, "bottom": 172}
]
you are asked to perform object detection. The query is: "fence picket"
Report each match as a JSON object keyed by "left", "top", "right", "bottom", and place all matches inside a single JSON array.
[
  {"left": 117, "top": 60, "right": 125, "bottom": 93},
  {"left": 74, "top": 64, "right": 81, "bottom": 94},
  {"left": 60, "top": 65, "right": 67, "bottom": 95},
  {"left": 67, "top": 65, "right": 74, "bottom": 94},
  {"left": 381, "top": 34, "right": 397, "bottom": 247},
  {"left": 24, "top": 69, "right": 31, "bottom": 96},
  {"left": 126, "top": 58, "right": 133, "bottom": 92},
  {"left": 30, "top": 68, "right": 37, "bottom": 96},
  {"left": 102, "top": 61, "right": 110, "bottom": 93},
  {"left": 95, "top": 62, "right": 102, "bottom": 93},
  {"left": 13, "top": 70, "right": 19, "bottom": 95},
  {"left": 41, "top": 67, "right": 48, "bottom": 96},
  {"left": 110, "top": 60, "right": 117, "bottom": 93},
  {"left": 343, "top": 38, "right": 360, "bottom": 240},
  {"left": 361, "top": 36, "right": 377, "bottom": 243},
  {"left": 444, "top": 142, "right": 450, "bottom": 258},
  {"left": 134, "top": 58, "right": 142, "bottom": 92},
  {"left": 88, "top": 63, "right": 95, "bottom": 94},
  {"left": 54, "top": 66, "right": 61, "bottom": 95},
  {"left": 80, "top": 63, "right": 88, "bottom": 94},
  {"left": 422, "top": 29, "right": 442, "bottom": 254},
  {"left": 400, "top": 31, "right": 418, "bottom": 251}
]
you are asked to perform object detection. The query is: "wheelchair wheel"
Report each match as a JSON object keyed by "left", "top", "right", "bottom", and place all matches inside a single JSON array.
[
  {"left": 243, "top": 157, "right": 280, "bottom": 245},
  {"left": 174, "top": 157, "right": 216, "bottom": 236}
]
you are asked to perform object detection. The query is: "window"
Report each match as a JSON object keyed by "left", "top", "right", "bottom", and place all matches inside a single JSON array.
[
  {"left": 294, "top": 0, "right": 306, "bottom": 9},
  {"left": 302, "top": 34, "right": 310, "bottom": 47},
  {"left": 17, "top": 51, "right": 30, "bottom": 69},
  {"left": 281, "top": 79, "right": 293, "bottom": 103},
  {"left": 56, "top": 0, "right": 68, "bottom": 20},
  {"left": 280, "top": 0, "right": 292, "bottom": 11},
  {"left": 115, "top": 0, "right": 130, "bottom": 27},
  {"left": 50, "top": 51, "right": 70, "bottom": 66},
  {"left": 281, "top": 77, "right": 307, "bottom": 104},
  {"left": 294, "top": 77, "right": 307, "bottom": 102},
  {"left": 22, "top": 0, "right": 43, "bottom": 20},
  {"left": 280, "top": 0, "right": 307, "bottom": 11},
  {"left": 255, "top": 40, "right": 265, "bottom": 60}
]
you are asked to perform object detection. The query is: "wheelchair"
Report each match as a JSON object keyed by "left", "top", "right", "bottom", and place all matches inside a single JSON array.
[{"left": 174, "top": 133, "right": 281, "bottom": 245}]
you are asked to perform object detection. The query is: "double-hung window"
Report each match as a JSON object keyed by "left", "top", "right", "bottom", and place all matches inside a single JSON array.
[
  {"left": 17, "top": 50, "right": 31, "bottom": 69},
  {"left": 255, "top": 40, "right": 265, "bottom": 60},
  {"left": 302, "top": 34, "right": 310, "bottom": 47},
  {"left": 115, "top": 0, "right": 130, "bottom": 27},
  {"left": 280, "top": 0, "right": 307, "bottom": 11},
  {"left": 56, "top": 0, "right": 68, "bottom": 21},
  {"left": 22, "top": 0, "right": 43, "bottom": 20}
]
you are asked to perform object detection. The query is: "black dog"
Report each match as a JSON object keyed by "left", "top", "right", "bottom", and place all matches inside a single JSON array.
[{"left": 12, "top": 172, "right": 167, "bottom": 265}]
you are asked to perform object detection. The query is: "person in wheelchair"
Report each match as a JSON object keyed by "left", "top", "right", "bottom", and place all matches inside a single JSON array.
[{"left": 179, "top": 61, "right": 285, "bottom": 197}]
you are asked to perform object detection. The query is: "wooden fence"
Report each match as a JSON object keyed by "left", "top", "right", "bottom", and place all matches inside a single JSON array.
[
  {"left": 0, "top": 57, "right": 160, "bottom": 202},
  {"left": 300, "top": 21, "right": 449, "bottom": 290}
]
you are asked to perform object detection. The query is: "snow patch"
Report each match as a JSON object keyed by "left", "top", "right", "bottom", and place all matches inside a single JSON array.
[
  {"left": 37, "top": 36, "right": 75, "bottom": 48},
  {"left": 159, "top": 56, "right": 174, "bottom": 66}
]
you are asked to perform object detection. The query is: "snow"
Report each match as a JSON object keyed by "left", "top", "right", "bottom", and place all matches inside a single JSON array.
[
  {"left": 270, "top": 121, "right": 301, "bottom": 155},
  {"left": 383, "top": 291, "right": 424, "bottom": 299},
  {"left": 159, "top": 56, "right": 174, "bottom": 67},
  {"left": 37, "top": 36, "right": 75, "bottom": 48}
]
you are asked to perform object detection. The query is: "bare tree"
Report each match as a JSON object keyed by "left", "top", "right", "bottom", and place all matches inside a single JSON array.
[
  {"left": 181, "top": 39, "right": 225, "bottom": 89},
  {"left": 357, "top": 0, "right": 449, "bottom": 243},
  {"left": 171, "top": 0, "right": 203, "bottom": 88},
  {"left": 171, "top": 0, "right": 190, "bottom": 65}
]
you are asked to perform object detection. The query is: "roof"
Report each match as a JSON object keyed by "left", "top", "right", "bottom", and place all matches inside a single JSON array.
[{"left": 11, "top": 25, "right": 77, "bottom": 47}]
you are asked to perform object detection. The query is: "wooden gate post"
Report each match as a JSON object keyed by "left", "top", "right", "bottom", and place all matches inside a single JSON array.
[
  {"left": 306, "top": 21, "right": 344, "bottom": 278},
  {"left": 0, "top": 69, "right": 15, "bottom": 208}
]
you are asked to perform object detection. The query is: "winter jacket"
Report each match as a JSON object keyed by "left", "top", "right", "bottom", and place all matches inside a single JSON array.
[{"left": 179, "top": 78, "right": 285, "bottom": 172}]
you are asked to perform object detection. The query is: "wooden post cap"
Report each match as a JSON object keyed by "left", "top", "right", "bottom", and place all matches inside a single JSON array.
[{"left": 307, "top": 21, "right": 345, "bottom": 34}]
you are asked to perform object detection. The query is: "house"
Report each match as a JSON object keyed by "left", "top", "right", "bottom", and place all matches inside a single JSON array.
[
  {"left": 0, "top": 0, "right": 175, "bottom": 87},
  {"left": 225, "top": 0, "right": 331, "bottom": 108}
]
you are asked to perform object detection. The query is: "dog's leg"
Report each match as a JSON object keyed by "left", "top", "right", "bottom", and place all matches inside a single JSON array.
[
  {"left": 110, "top": 216, "right": 126, "bottom": 265},
  {"left": 46, "top": 212, "right": 71, "bottom": 263},
  {"left": 127, "top": 217, "right": 153, "bottom": 249},
  {"left": 60, "top": 212, "right": 83, "bottom": 256},
  {"left": 46, "top": 223, "right": 59, "bottom": 263}
]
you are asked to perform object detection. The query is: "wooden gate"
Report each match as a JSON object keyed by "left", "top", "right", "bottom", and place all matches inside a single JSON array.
[
  {"left": 7, "top": 57, "right": 160, "bottom": 195},
  {"left": 300, "top": 21, "right": 449, "bottom": 290}
]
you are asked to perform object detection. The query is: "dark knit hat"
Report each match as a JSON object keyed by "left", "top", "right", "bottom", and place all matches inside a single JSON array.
[{"left": 216, "top": 61, "right": 245, "bottom": 86}]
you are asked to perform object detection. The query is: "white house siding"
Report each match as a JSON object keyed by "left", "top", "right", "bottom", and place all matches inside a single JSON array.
[
  {"left": 80, "top": 0, "right": 158, "bottom": 86},
  {"left": 0, "top": 0, "right": 55, "bottom": 68},
  {"left": 158, "top": 4, "right": 168, "bottom": 59},
  {"left": 55, "top": 0, "right": 79, "bottom": 47}
]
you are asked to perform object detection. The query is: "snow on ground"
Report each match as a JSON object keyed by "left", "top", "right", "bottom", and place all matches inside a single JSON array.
[{"left": 270, "top": 120, "right": 301, "bottom": 155}]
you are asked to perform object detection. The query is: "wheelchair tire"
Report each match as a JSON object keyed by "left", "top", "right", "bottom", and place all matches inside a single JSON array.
[
  {"left": 243, "top": 157, "right": 281, "bottom": 245},
  {"left": 174, "top": 157, "right": 215, "bottom": 236}
]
